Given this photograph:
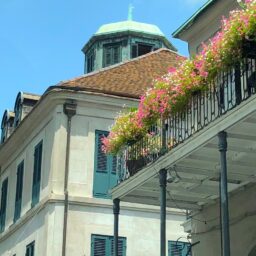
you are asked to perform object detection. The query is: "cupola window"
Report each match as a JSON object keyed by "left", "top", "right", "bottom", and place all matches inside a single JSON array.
[
  {"left": 87, "top": 49, "right": 95, "bottom": 73},
  {"left": 131, "top": 43, "right": 154, "bottom": 58},
  {"left": 103, "top": 43, "right": 121, "bottom": 67}
]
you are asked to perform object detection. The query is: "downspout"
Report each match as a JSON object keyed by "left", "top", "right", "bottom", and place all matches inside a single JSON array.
[{"left": 62, "top": 101, "right": 77, "bottom": 256}]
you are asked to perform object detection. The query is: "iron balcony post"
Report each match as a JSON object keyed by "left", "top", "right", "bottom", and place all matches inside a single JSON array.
[
  {"left": 161, "top": 119, "right": 167, "bottom": 155},
  {"left": 218, "top": 131, "right": 230, "bottom": 256},
  {"left": 235, "top": 63, "right": 242, "bottom": 105},
  {"left": 113, "top": 198, "right": 120, "bottom": 256},
  {"left": 159, "top": 168, "right": 167, "bottom": 256}
]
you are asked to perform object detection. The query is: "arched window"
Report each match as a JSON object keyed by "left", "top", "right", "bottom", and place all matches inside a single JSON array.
[
  {"left": 14, "top": 92, "right": 24, "bottom": 128},
  {"left": 1, "top": 110, "right": 8, "bottom": 143},
  {"left": 1, "top": 110, "right": 15, "bottom": 143}
]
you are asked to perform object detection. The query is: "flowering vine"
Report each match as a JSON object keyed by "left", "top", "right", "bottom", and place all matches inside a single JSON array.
[{"left": 103, "top": 0, "right": 256, "bottom": 154}]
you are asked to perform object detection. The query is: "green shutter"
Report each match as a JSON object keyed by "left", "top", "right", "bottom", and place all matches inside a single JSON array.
[
  {"left": 110, "top": 236, "right": 127, "bottom": 256},
  {"left": 113, "top": 46, "right": 120, "bottom": 64},
  {"left": 0, "top": 178, "right": 8, "bottom": 232},
  {"left": 14, "top": 160, "right": 24, "bottom": 222},
  {"left": 93, "top": 131, "right": 109, "bottom": 198},
  {"left": 109, "top": 155, "right": 118, "bottom": 194},
  {"left": 93, "top": 131, "right": 118, "bottom": 198},
  {"left": 103, "top": 44, "right": 120, "bottom": 67},
  {"left": 91, "top": 235, "right": 126, "bottom": 256},
  {"left": 168, "top": 241, "right": 191, "bottom": 256},
  {"left": 91, "top": 235, "right": 108, "bottom": 256},
  {"left": 32, "top": 141, "right": 43, "bottom": 207}
]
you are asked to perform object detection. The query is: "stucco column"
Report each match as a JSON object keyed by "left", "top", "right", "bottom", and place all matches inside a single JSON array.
[
  {"left": 159, "top": 168, "right": 167, "bottom": 256},
  {"left": 218, "top": 131, "right": 230, "bottom": 256},
  {"left": 113, "top": 198, "right": 120, "bottom": 256}
]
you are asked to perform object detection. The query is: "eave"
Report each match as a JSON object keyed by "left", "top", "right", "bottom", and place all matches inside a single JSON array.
[
  {"left": 112, "top": 94, "right": 256, "bottom": 211},
  {"left": 172, "top": 0, "right": 217, "bottom": 38}
]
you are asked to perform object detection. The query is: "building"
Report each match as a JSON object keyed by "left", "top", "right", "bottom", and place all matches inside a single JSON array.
[
  {"left": 0, "top": 18, "right": 187, "bottom": 256},
  {"left": 173, "top": 0, "right": 239, "bottom": 55},
  {"left": 111, "top": 1, "right": 256, "bottom": 256}
]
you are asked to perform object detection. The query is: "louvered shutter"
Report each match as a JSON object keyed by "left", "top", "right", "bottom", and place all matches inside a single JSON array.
[
  {"left": 109, "top": 155, "right": 118, "bottom": 191},
  {"left": 14, "top": 160, "right": 24, "bottom": 222},
  {"left": 110, "top": 237, "right": 127, "bottom": 256},
  {"left": 0, "top": 178, "right": 8, "bottom": 232},
  {"left": 91, "top": 235, "right": 108, "bottom": 256},
  {"left": 113, "top": 46, "right": 120, "bottom": 64},
  {"left": 93, "top": 131, "right": 118, "bottom": 198},
  {"left": 104, "top": 47, "right": 112, "bottom": 67},
  {"left": 32, "top": 141, "right": 43, "bottom": 207},
  {"left": 94, "top": 131, "right": 110, "bottom": 197},
  {"left": 168, "top": 241, "right": 191, "bottom": 256}
]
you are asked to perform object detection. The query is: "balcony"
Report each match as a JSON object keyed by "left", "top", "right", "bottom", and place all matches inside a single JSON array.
[{"left": 112, "top": 56, "right": 256, "bottom": 210}]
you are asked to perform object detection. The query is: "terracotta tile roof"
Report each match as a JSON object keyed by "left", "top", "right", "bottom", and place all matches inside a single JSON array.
[{"left": 56, "top": 48, "right": 180, "bottom": 98}]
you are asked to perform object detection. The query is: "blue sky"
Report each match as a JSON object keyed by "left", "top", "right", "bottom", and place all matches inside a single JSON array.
[{"left": 0, "top": 0, "right": 208, "bottom": 116}]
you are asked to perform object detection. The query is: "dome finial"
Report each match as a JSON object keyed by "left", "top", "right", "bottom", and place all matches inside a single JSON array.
[{"left": 128, "top": 4, "right": 134, "bottom": 21}]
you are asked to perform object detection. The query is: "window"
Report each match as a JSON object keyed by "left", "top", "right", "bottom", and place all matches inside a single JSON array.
[
  {"left": 93, "top": 131, "right": 117, "bottom": 198},
  {"left": 1, "top": 128, "right": 6, "bottom": 144},
  {"left": 14, "top": 103, "right": 21, "bottom": 128},
  {"left": 31, "top": 141, "right": 43, "bottom": 207},
  {"left": 14, "top": 160, "right": 24, "bottom": 222},
  {"left": 87, "top": 49, "right": 95, "bottom": 73},
  {"left": 91, "top": 235, "right": 126, "bottom": 256},
  {"left": 131, "top": 43, "right": 153, "bottom": 58},
  {"left": 26, "top": 241, "right": 35, "bottom": 256},
  {"left": 103, "top": 44, "right": 121, "bottom": 67},
  {"left": 1, "top": 111, "right": 8, "bottom": 143},
  {"left": 168, "top": 241, "right": 191, "bottom": 256},
  {"left": 0, "top": 178, "right": 8, "bottom": 233}
]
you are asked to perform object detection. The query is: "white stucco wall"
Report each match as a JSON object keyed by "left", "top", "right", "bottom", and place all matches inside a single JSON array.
[
  {"left": 0, "top": 91, "right": 187, "bottom": 255},
  {"left": 66, "top": 201, "right": 186, "bottom": 256},
  {"left": 177, "top": 0, "right": 239, "bottom": 55},
  {"left": 68, "top": 104, "right": 120, "bottom": 198},
  {"left": 0, "top": 101, "right": 61, "bottom": 255},
  {"left": 0, "top": 202, "right": 62, "bottom": 256},
  {"left": 0, "top": 108, "right": 56, "bottom": 236},
  {"left": 190, "top": 184, "right": 256, "bottom": 256}
]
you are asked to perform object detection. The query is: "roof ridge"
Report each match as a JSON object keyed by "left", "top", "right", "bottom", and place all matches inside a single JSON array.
[{"left": 58, "top": 48, "right": 180, "bottom": 85}]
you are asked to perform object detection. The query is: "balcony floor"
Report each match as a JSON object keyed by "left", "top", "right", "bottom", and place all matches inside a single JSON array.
[{"left": 112, "top": 94, "right": 256, "bottom": 211}]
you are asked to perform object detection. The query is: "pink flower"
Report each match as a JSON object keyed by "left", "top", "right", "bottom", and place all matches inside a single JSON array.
[{"left": 106, "top": 1, "right": 256, "bottom": 154}]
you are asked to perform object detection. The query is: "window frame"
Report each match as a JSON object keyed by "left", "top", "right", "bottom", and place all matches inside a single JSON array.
[
  {"left": 31, "top": 140, "right": 43, "bottom": 208},
  {"left": 0, "top": 178, "right": 8, "bottom": 233},
  {"left": 25, "top": 241, "right": 35, "bottom": 256},
  {"left": 168, "top": 240, "right": 192, "bottom": 256},
  {"left": 103, "top": 43, "right": 121, "bottom": 67},
  {"left": 91, "top": 234, "right": 126, "bottom": 256},
  {"left": 87, "top": 48, "right": 95, "bottom": 73},
  {"left": 14, "top": 160, "right": 24, "bottom": 222},
  {"left": 131, "top": 42, "right": 154, "bottom": 58}
]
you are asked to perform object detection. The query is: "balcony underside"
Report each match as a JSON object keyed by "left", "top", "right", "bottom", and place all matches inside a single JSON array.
[{"left": 112, "top": 94, "right": 256, "bottom": 211}]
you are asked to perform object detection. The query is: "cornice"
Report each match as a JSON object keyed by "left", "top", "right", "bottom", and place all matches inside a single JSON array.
[{"left": 0, "top": 89, "right": 137, "bottom": 170}]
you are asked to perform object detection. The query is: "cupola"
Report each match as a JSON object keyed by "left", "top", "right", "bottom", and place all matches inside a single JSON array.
[{"left": 82, "top": 8, "right": 176, "bottom": 73}]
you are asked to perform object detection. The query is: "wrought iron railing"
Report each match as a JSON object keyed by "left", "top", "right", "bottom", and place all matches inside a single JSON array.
[{"left": 118, "top": 57, "right": 256, "bottom": 182}]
